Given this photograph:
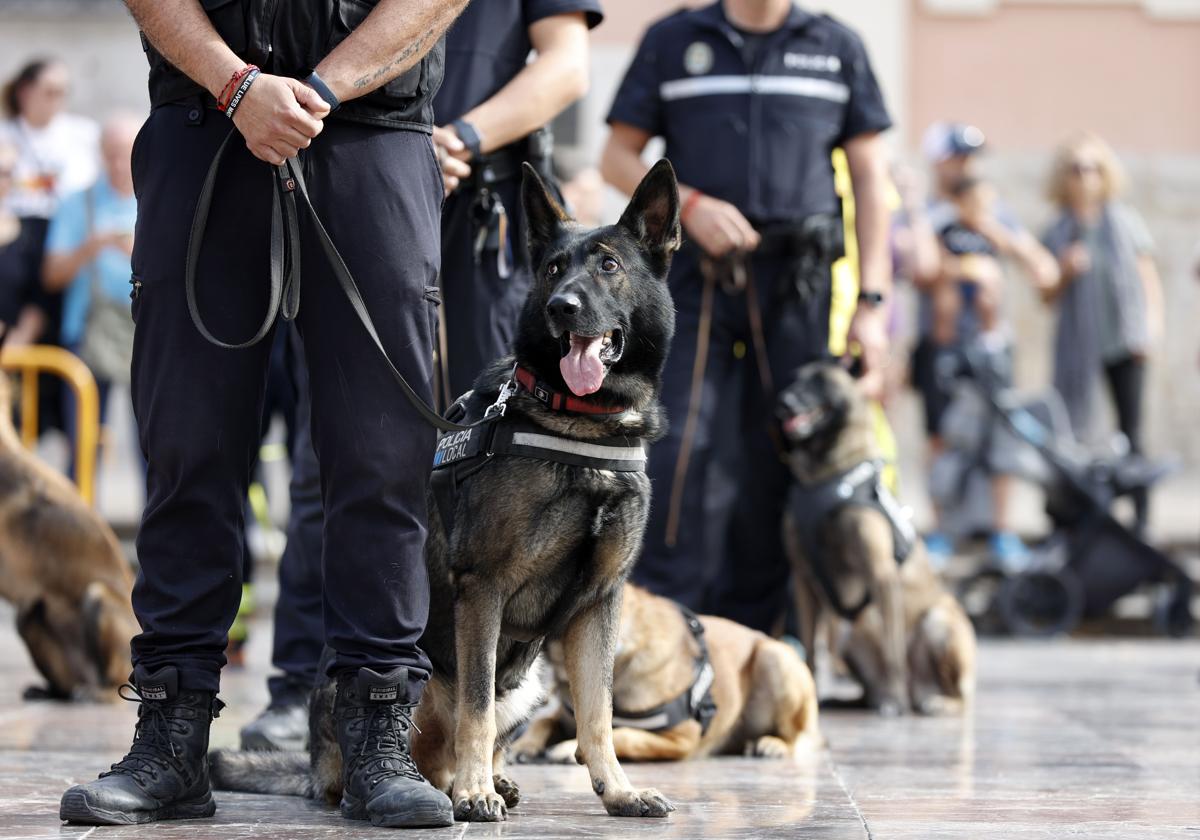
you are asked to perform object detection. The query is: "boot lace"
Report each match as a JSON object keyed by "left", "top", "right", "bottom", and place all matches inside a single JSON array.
[
  {"left": 347, "top": 703, "right": 425, "bottom": 789},
  {"left": 100, "top": 684, "right": 192, "bottom": 786}
]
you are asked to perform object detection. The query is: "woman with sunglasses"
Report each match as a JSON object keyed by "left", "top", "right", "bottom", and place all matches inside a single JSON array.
[{"left": 1042, "top": 132, "right": 1164, "bottom": 537}]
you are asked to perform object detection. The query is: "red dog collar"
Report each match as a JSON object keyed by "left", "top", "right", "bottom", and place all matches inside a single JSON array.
[{"left": 514, "top": 366, "right": 627, "bottom": 415}]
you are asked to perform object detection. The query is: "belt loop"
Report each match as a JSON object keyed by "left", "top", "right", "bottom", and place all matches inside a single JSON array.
[{"left": 185, "top": 95, "right": 206, "bottom": 127}]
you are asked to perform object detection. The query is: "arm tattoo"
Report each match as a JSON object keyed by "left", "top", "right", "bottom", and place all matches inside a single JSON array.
[{"left": 353, "top": 25, "right": 436, "bottom": 89}]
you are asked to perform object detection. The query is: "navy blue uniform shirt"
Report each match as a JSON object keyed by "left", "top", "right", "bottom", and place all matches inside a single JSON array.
[
  {"left": 608, "top": 2, "right": 891, "bottom": 222},
  {"left": 434, "top": 0, "right": 604, "bottom": 124}
]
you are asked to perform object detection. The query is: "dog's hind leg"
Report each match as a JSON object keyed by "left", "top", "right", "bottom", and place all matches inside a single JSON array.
[
  {"left": 562, "top": 592, "right": 674, "bottom": 817},
  {"left": 412, "top": 678, "right": 456, "bottom": 796},
  {"left": 492, "top": 749, "right": 520, "bottom": 809},
  {"left": 744, "top": 639, "right": 821, "bottom": 758},
  {"left": 611, "top": 724, "right": 700, "bottom": 761},
  {"left": 450, "top": 587, "right": 508, "bottom": 822}
]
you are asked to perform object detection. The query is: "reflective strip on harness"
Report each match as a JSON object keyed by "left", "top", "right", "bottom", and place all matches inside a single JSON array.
[
  {"left": 509, "top": 431, "right": 646, "bottom": 467},
  {"left": 432, "top": 418, "right": 646, "bottom": 473}
]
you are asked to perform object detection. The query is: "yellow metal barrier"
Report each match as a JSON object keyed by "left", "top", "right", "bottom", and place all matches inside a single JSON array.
[{"left": 0, "top": 345, "right": 100, "bottom": 505}]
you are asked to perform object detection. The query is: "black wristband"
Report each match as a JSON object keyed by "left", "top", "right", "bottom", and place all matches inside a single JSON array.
[
  {"left": 304, "top": 71, "right": 340, "bottom": 113},
  {"left": 452, "top": 119, "right": 483, "bottom": 159},
  {"left": 857, "top": 290, "right": 886, "bottom": 308},
  {"left": 224, "top": 68, "right": 260, "bottom": 119}
]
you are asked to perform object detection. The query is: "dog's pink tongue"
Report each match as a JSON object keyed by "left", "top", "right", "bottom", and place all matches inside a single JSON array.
[{"left": 560, "top": 333, "right": 606, "bottom": 396}]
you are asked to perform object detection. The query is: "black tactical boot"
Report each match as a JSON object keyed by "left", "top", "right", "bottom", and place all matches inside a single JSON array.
[
  {"left": 240, "top": 678, "right": 310, "bottom": 751},
  {"left": 59, "top": 665, "right": 223, "bottom": 825},
  {"left": 335, "top": 666, "right": 453, "bottom": 828}
]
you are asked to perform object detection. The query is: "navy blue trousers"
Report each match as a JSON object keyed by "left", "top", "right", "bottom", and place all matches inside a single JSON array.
[
  {"left": 632, "top": 244, "right": 831, "bottom": 632},
  {"left": 128, "top": 104, "right": 443, "bottom": 698}
]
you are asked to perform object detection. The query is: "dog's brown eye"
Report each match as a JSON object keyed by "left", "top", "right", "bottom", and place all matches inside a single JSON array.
[
  {"left": 547, "top": 263, "right": 559, "bottom": 277},
  {"left": 601, "top": 256, "right": 620, "bottom": 273}
]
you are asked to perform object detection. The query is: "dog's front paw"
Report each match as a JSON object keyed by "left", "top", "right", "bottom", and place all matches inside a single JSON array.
[
  {"left": 493, "top": 774, "right": 520, "bottom": 809},
  {"left": 453, "top": 790, "right": 508, "bottom": 822},
  {"left": 744, "top": 735, "right": 792, "bottom": 759},
  {"left": 543, "top": 738, "right": 581, "bottom": 765},
  {"left": 602, "top": 787, "right": 675, "bottom": 818}
]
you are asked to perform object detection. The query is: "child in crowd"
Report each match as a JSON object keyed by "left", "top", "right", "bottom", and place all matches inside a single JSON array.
[{"left": 933, "top": 175, "right": 1006, "bottom": 350}]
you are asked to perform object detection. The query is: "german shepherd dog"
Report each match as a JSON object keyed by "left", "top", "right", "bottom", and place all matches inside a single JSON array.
[
  {"left": 779, "top": 362, "right": 976, "bottom": 716},
  {"left": 513, "top": 582, "right": 820, "bottom": 763},
  {"left": 0, "top": 332, "right": 138, "bottom": 701},
  {"left": 211, "top": 161, "right": 681, "bottom": 820}
]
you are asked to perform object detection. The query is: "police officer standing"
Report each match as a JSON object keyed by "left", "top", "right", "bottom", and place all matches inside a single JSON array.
[
  {"left": 431, "top": 0, "right": 603, "bottom": 400},
  {"left": 60, "top": 0, "right": 467, "bottom": 828},
  {"left": 601, "top": 0, "right": 894, "bottom": 630},
  {"left": 236, "top": 0, "right": 604, "bottom": 753}
]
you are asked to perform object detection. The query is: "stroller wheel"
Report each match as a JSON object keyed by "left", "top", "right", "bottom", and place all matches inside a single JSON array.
[
  {"left": 998, "top": 568, "right": 1084, "bottom": 638},
  {"left": 1153, "top": 588, "right": 1195, "bottom": 638},
  {"left": 955, "top": 569, "right": 1008, "bottom": 636}
]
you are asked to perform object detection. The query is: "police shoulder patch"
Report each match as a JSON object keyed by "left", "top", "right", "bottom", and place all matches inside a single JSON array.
[{"left": 684, "top": 41, "right": 714, "bottom": 76}]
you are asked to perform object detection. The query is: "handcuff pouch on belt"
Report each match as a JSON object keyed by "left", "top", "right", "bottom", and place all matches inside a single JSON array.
[{"left": 754, "top": 212, "right": 846, "bottom": 304}]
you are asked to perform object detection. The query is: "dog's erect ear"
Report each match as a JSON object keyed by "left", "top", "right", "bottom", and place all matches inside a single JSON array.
[
  {"left": 617, "top": 159, "right": 681, "bottom": 257},
  {"left": 521, "top": 162, "right": 571, "bottom": 264}
]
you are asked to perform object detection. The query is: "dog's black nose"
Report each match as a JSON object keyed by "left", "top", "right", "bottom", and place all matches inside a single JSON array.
[{"left": 546, "top": 292, "right": 582, "bottom": 319}]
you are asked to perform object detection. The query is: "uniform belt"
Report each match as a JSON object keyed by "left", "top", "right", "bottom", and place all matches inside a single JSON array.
[{"left": 751, "top": 213, "right": 845, "bottom": 261}]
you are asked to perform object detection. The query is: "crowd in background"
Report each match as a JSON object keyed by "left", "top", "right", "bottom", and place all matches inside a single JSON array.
[{"left": 0, "top": 56, "right": 1170, "bottom": 550}]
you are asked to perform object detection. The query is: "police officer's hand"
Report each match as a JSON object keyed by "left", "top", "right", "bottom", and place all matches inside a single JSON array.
[
  {"left": 682, "top": 192, "right": 761, "bottom": 258},
  {"left": 432, "top": 125, "right": 472, "bottom": 195},
  {"left": 847, "top": 304, "right": 890, "bottom": 402},
  {"left": 232, "top": 74, "right": 329, "bottom": 165}
]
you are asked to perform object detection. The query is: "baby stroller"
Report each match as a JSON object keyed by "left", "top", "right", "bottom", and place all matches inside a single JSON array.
[{"left": 929, "top": 341, "right": 1193, "bottom": 637}]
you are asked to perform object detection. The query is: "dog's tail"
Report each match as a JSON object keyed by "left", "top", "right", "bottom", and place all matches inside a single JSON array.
[{"left": 209, "top": 749, "right": 312, "bottom": 797}]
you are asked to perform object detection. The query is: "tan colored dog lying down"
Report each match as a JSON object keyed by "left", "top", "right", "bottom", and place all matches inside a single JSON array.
[
  {"left": 0, "top": 368, "right": 137, "bottom": 701},
  {"left": 513, "top": 583, "right": 819, "bottom": 762}
]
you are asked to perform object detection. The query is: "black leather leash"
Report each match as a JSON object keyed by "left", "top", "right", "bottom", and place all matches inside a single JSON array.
[{"left": 185, "top": 131, "right": 499, "bottom": 433}]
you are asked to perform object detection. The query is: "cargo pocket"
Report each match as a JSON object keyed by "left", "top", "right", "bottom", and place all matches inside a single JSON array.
[
  {"left": 331, "top": 0, "right": 422, "bottom": 100},
  {"left": 200, "top": 0, "right": 247, "bottom": 55},
  {"left": 424, "top": 285, "right": 441, "bottom": 349}
]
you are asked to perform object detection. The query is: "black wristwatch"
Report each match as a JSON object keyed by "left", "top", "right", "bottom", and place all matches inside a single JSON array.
[
  {"left": 857, "top": 290, "right": 886, "bottom": 308},
  {"left": 451, "top": 118, "right": 483, "bottom": 160},
  {"left": 304, "top": 71, "right": 340, "bottom": 112}
]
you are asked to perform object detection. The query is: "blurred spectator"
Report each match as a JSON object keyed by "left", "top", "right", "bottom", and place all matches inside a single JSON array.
[
  {"left": 42, "top": 113, "right": 139, "bottom": 477},
  {"left": 911, "top": 123, "right": 1057, "bottom": 566},
  {"left": 0, "top": 59, "right": 99, "bottom": 221},
  {"left": 1, "top": 58, "right": 100, "bottom": 432},
  {"left": 1041, "top": 131, "right": 1162, "bottom": 535},
  {"left": 932, "top": 176, "right": 1005, "bottom": 347},
  {"left": 0, "top": 141, "right": 48, "bottom": 346}
]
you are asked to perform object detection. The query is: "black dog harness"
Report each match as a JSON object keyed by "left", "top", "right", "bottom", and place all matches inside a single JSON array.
[
  {"left": 789, "top": 459, "right": 917, "bottom": 619},
  {"left": 429, "top": 372, "right": 647, "bottom": 537},
  {"left": 562, "top": 604, "right": 718, "bottom": 735}
]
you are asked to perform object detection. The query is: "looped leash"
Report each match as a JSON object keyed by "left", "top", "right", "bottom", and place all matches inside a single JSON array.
[{"left": 185, "top": 131, "right": 500, "bottom": 433}]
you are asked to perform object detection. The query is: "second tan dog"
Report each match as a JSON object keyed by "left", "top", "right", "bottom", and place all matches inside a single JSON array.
[
  {"left": 778, "top": 362, "right": 976, "bottom": 716},
  {"left": 0, "top": 364, "right": 138, "bottom": 701},
  {"left": 513, "top": 583, "right": 819, "bottom": 762}
]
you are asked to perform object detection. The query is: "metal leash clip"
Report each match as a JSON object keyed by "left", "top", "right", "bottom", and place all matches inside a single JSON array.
[{"left": 483, "top": 370, "right": 518, "bottom": 421}]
